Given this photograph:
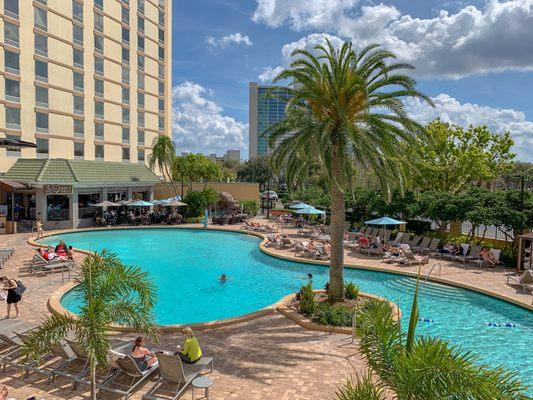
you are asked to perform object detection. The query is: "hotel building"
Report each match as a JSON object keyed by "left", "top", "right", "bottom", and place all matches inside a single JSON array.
[
  {"left": 0, "top": 0, "right": 173, "bottom": 173},
  {"left": 248, "top": 82, "right": 290, "bottom": 159}
]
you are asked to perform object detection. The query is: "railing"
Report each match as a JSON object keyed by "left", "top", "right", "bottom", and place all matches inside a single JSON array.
[{"left": 423, "top": 263, "right": 442, "bottom": 284}]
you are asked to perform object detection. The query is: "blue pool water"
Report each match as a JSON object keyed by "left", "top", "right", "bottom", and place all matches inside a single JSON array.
[{"left": 42, "top": 229, "right": 532, "bottom": 390}]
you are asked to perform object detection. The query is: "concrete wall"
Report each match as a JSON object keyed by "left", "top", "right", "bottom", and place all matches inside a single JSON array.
[{"left": 155, "top": 182, "right": 260, "bottom": 202}]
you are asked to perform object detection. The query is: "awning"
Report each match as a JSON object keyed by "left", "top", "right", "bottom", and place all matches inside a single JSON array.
[{"left": 0, "top": 179, "right": 29, "bottom": 192}]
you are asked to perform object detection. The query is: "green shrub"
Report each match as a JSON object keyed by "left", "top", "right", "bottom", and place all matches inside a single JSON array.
[
  {"left": 297, "top": 282, "right": 316, "bottom": 316},
  {"left": 344, "top": 282, "right": 359, "bottom": 300},
  {"left": 183, "top": 189, "right": 219, "bottom": 217},
  {"left": 311, "top": 302, "right": 353, "bottom": 327},
  {"left": 241, "top": 200, "right": 258, "bottom": 216},
  {"left": 185, "top": 217, "right": 203, "bottom": 224}
]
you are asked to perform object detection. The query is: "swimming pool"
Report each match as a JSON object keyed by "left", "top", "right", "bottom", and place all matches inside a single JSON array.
[{"left": 41, "top": 228, "right": 532, "bottom": 390}]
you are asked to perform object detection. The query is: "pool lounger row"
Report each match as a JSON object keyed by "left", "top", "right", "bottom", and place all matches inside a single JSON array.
[{"left": 0, "top": 247, "right": 15, "bottom": 267}]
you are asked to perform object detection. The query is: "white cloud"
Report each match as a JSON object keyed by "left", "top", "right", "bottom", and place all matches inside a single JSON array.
[
  {"left": 258, "top": 66, "right": 285, "bottom": 83},
  {"left": 206, "top": 32, "right": 253, "bottom": 49},
  {"left": 172, "top": 82, "right": 248, "bottom": 156},
  {"left": 253, "top": 0, "right": 533, "bottom": 78},
  {"left": 405, "top": 94, "right": 533, "bottom": 161}
]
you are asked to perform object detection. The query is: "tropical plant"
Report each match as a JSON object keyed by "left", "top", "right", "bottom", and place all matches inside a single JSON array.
[
  {"left": 311, "top": 302, "right": 353, "bottom": 327},
  {"left": 149, "top": 135, "right": 179, "bottom": 196},
  {"left": 241, "top": 200, "right": 259, "bottom": 216},
  {"left": 337, "top": 273, "right": 528, "bottom": 399},
  {"left": 344, "top": 282, "right": 359, "bottom": 300},
  {"left": 297, "top": 282, "right": 316, "bottom": 316},
  {"left": 269, "top": 40, "right": 431, "bottom": 300},
  {"left": 183, "top": 188, "right": 219, "bottom": 217},
  {"left": 22, "top": 251, "right": 157, "bottom": 400}
]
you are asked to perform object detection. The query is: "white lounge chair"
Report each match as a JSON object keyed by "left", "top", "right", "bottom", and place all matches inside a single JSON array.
[{"left": 506, "top": 270, "right": 533, "bottom": 292}]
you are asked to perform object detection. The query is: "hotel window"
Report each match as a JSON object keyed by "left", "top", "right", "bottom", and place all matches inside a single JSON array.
[
  {"left": 122, "top": 108, "right": 130, "bottom": 123},
  {"left": 122, "top": 87, "right": 130, "bottom": 104},
  {"left": 138, "top": 35, "right": 145, "bottom": 52},
  {"left": 158, "top": 63, "right": 164, "bottom": 79},
  {"left": 122, "top": 47, "right": 129, "bottom": 64},
  {"left": 158, "top": 116, "right": 164, "bottom": 130},
  {"left": 122, "top": 147, "right": 130, "bottom": 162},
  {"left": 158, "top": 10, "right": 164, "bottom": 25},
  {"left": 34, "top": 33, "right": 48, "bottom": 57},
  {"left": 73, "top": 95, "right": 84, "bottom": 115},
  {"left": 73, "top": 71, "right": 84, "bottom": 92},
  {"left": 158, "top": 99, "right": 164, "bottom": 112},
  {"left": 138, "top": 149, "right": 145, "bottom": 164},
  {"left": 36, "top": 138, "right": 49, "bottom": 157},
  {"left": 95, "top": 122, "right": 104, "bottom": 139},
  {"left": 94, "top": 35, "right": 104, "bottom": 54},
  {"left": 138, "top": 54, "right": 145, "bottom": 71},
  {"left": 122, "top": 127, "right": 130, "bottom": 143},
  {"left": 95, "top": 57, "right": 104, "bottom": 76},
  {"left": 138, "top": 0, "right": 144, "bottom": 13},
  {"left": 138, "top": 111, "right": 145, "bottom": 127},
  {"left": 5, "top": 50, "right": 20, "bottom": 74},
  {"left": 36, "top": 112, "right": 48, "bottom": 132},
  {"left": 74, "top": 142, "right": 84, "bottom": 158},
  {"left": 5, "top": 135, "right": 20, "bottom": 156},
  {"left": 95, "top": 101, "right": 104, "bottom": 119},
  {"left": 121, "top": 6, "right": 129, "bottom": 24},
  {"left": 95, "top": 13, "right": 103, "bottom": 32},
  {"left": 5, "top": 79, "right": 20, "bottom": 102},
  {"left": 74, "top": 119, "right": 84, "bottom": 137},
  {"left": 138, "top": 73, "right": 145, "bottom": 89},
  {"left": 122, "top": 27, "right": 129, "bottom": 44},
  {"left": 4, "top": 0, "right": 19, "bottom": 19},
  {"left": 158, "top": 81, "right": 164, "bottom": 95},
  {"left": 35, "top": 60, "right": 48, "bottom": 82},
  {"left": 4, "top": 22, "right": 19, "bottom": 47},
  {"left": 138, "top": 93, "right": 145, "bottom": 108},
  {"left": 73, "top": 48, "right": 83, "bottom": 68},
  {"left": 34, "top": 7, "right": 47, "bottom": 31},
  {"left": 6, "top": 106, "right": 21, "bottom": 129},
  {"left": 95, "top": 144, "right": 104, "bottom": 160},
  {"left": 95, "top": 79, "right": 104, "bottom": 97},
  {"left": 158, "top": 46, "right": 164, "bottom": 60},
  {"left": 35, "top": 86, "right": 48, "bottom": 107},
  {"left": 138, "top": 130, "right": 144, "bottom": 145},
  {"left": 72, "top": 1, "right": 83, "bottom": 22},
  {"left": 95, "top": 0, "right": 103, "bottom": 10},
  {"left": 122, "top": 67, "right": 130, "bottom": 84},
  {"left": 158, "top": 28, "right": 164, "bottom": 44},
  {"left": 73, "top": 24, "right": 83, "bottom": 46},
  {"left": 138, "top": 16, "right": 144, "bottom": 33}
]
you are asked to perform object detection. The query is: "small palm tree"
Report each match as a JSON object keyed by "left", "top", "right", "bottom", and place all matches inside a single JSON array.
[
  {"left": 338, "top": 274, "right": 528, "bottom": 399},
  {"left": 149, "top": 135, "right": 179, "bottom": 196},
  {"left": 22, "top": 251, "right": 157, "bottom": 400},
  {"left": 269, "top": 40, "right": 431, "bottom": 300}
]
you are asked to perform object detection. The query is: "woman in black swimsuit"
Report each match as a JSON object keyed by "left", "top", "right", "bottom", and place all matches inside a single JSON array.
[
  {"left": 130, "top": 337, "right": 157, "bottom": 371},
  {"left": 0, "top": 276, "right": 21, "bottom": 319}
]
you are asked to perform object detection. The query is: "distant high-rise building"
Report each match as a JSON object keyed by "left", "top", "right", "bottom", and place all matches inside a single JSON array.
[
  {"left": 223, "top": 149, "right": 240, "bottom": 163},
  {"left": 248, "top": 82, "right": 290, "bottom": 159},
  {"left": 0, "top": 0, "right": 172, "bottom": 173}
]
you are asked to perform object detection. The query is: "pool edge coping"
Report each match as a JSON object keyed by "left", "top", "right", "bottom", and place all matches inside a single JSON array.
[{"left": 30, "top": 225, "right": 532, "bottom": 333}]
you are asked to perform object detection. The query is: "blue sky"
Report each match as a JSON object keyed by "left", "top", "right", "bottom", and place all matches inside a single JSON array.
[{"left": 171, "top": 0, "right": 533, "bottom": 161}]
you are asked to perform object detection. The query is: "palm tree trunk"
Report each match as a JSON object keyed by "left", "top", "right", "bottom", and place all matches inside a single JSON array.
[
  {"left": 328, "top": 143, "right": 345, "bottom": 301},
  {"left": 90, "top": 360, "right": 97, "bottom": 400}
]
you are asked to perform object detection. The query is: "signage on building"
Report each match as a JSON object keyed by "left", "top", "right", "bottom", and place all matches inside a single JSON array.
[{"left": 43, "top": 184, "right": 73, "bottom": 195}]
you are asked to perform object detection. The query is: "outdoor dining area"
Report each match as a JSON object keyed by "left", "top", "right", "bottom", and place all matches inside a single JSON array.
[{"left": 92, "top": 197, "right": 187, "bottom": 227}]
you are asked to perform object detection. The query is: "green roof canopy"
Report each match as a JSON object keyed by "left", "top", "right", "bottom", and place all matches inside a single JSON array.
[{"left": 3, "top": 159, "right": 160, "bottom": 186}]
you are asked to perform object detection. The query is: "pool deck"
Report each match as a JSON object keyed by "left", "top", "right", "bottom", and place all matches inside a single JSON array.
[{"left": 0, "top": 224, "right": 531, "bottom": 399}]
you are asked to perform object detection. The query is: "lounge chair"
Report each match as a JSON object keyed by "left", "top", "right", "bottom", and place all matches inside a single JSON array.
[
  {"left": 391, "top": 232, "right": 404, "bottom": 244},
  {"left": 452, "top": 243, "right": 471, "bottom": 264},
  {"left": 400, "top": 234, "right": 411, "bottom": 245},
  {"left": 397, "top": 250, "right": 429, "bottom": 266},
  {"left": 28, "top": 253, "right": 74, "bottom": 275},
  {"left": 280, "top": 237, "right": 295, "bottom": 250},
  {"left": 472, "top": 248, "right": 505, "bottom": 268},
  {"left": 98, "top": 354, "right": 159, "bottom": 399},
  {"left": 312, "top": 245, "right": 330, "bottom": 260},
  {"left": 142, "top": 353, "right": 213, "bottom": 400},
  {"left": 0, "top": 248, "right": 14, "bottom": 267},
  {"left": 464, "top": 245, "right": 482, "bottom": 264},
  {"left": 383, "top": 230, "right": 391, "bottom": 242},
  {"left": 48, "top": 340, "right": 91, "bottom": 388},
  {"left": 506, "top": 270, "right": 533, "bottom": 292},
  {"left": 409, "top": 235, "right": 422, "bottom": 248},
  {"left": 412, "top": 237, "right": 431, "bottom": 254}
]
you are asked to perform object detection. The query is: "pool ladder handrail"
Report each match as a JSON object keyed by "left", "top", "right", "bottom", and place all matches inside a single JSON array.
[{"left": 423, "top": 263, "right": 442, "bottom": 284}]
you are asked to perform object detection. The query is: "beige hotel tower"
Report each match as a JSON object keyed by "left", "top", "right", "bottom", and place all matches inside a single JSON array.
[{"left": 0, "top": 0, "right": 172, "bottom": 173}]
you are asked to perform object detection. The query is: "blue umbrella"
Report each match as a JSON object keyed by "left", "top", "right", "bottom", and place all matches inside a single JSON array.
[
  {"left": 365, "top": 216, "right": 406, "bottom": 225},
  {"left": 289, "top": 203, "right": 310, "bottom": 209},
  {"left": 295, "top": 206, "right": 325, "bottom": 215},
  {"left": 129, "top": 200, "right": 154, "bottom": 207}
]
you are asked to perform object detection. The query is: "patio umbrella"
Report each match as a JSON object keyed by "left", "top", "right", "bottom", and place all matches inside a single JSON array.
[
  {"left": 116, "top": 200, "right": 132, "bottom": 206},
  {"left": 129, "top": 200, "right": 154, "bottom": 207},
  {"left": 93, "top": 200, "right": 120, "bottom": 208},
  {"left": 295, "top": 206, "right": 325, "bottom": 215},
  {"left": 162, "top": 200, "right": 187, "bottom": 207},
  {"left": 289, "top": 202, "right": 310, "bottom": 209},
  {"left": 364, "top": 216, "right": 406, "bottom": 243}
]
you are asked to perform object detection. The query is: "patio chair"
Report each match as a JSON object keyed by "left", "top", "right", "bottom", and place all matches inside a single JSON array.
[
  {"left": 383, "top": 230, "right": 391, "bottom": 242},
  {"left": 452, "top": 244, "right": 471, "bottom": 264},
  {"left": 506, "top": 270, "right": 533, "bottom": 292},
  {"left": 472, "top": 248, "right": 505, "bottom": 268},
  {"left": 280, "top": 237, "right": 295, "bottom": 250},
  {"left": 143, "top": 353, "right": 213, "bottom": 400},
  {"left": 400, "top": 234, "right": 411, "bottom": 245},
  {"left": 359, "top": 226, "right": 368, "bottom": 235},
  {"left": 28, "top": 253, "right": 74, "bottom": 275},
  {"left": 363, "top": 247, "right": 385, "bottom": 257},
  {"left": 312, "top": 245, "right": 330, "bottom": 261},
  {"left": 464, "top": 245, "right": 483, "bottom": 264},
  {"left": 0, "top": 248, "right": 14, "bottom": 267},
  {"left": 98, "top": 355, "right": 159, "bottom": 399},
  {"left": 48, "top": 340, "right": 90, "bottom": 388},
  {"left": 391, "top": 232, "right": 404, "bottom": 244},
  {"left": 427, "top": 238, "right": 441, "bottom": 254},
  {"left": 412, "top": 237, "right": 431, "bottom": 253},
  {"left": 409, "top": 235, "right": 423, "bottom": 248},
  {"left": 397, "top": 250, "right": 429, "bottom": 267}
]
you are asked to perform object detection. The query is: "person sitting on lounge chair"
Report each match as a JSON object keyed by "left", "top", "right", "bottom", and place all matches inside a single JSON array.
[
  {"left": 439, "top": 242, "right": 454, "bottom": 254},
  {"left": 451, "top": 244, "right": 463, "bottom": 256},
  {"left": 358, "top": 236, "right": 369, "bottom": 248},
  {"left": 478, "top": 247, "right": 497, "bottom": 266},
  {"left": 131, "top": 337, "right": 157, "bottom": 371},
  {"left": 175, "top": 327, "right": 202, "bottom": 364}
]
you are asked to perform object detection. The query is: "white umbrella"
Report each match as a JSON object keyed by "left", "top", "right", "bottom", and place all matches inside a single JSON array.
[
  {"left": 129, "top": 200, "right": 154, "bottom": 207},
  {"left": 161, "top": 200, "right": 187, "bottom": 207},
  {"left": 94, "top": 200, "right": 120, "bottom": 207}
]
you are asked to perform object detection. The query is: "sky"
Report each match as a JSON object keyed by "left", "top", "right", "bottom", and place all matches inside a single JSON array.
[{"left": 172, "top": 0, "right": 533, "bottom": 161}]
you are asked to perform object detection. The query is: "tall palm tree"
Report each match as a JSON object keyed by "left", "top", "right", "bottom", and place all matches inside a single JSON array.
[
  {"left": 337, "top": 276, "right": 528, "bottom": 399},
  {"left": 269, "top": 40, "right": 431, "bottom": 300},
  {"left": 22, "top": 251, "right": 157, "bottom": 400},
  {"left": 149, "top": 135, "right": 179, "bottom": 197}
]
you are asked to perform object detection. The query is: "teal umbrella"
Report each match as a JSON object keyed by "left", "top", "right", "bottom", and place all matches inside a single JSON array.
[
  {"left": 129, "top": 200, "right": 154, "bottom": 207},
  {"left": 289, "top": 203, "right": 310, "bottom": 209},
  {"left": 364, "top": 216, "right": 406, "bottom": 243},
  {"left": 295, "top": 206, "right": 325, "bottom": 215}
]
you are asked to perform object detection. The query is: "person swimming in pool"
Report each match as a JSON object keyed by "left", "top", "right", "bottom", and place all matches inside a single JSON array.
[{"left": 219, "top": 274, "right": 227, "bottom": 283}]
